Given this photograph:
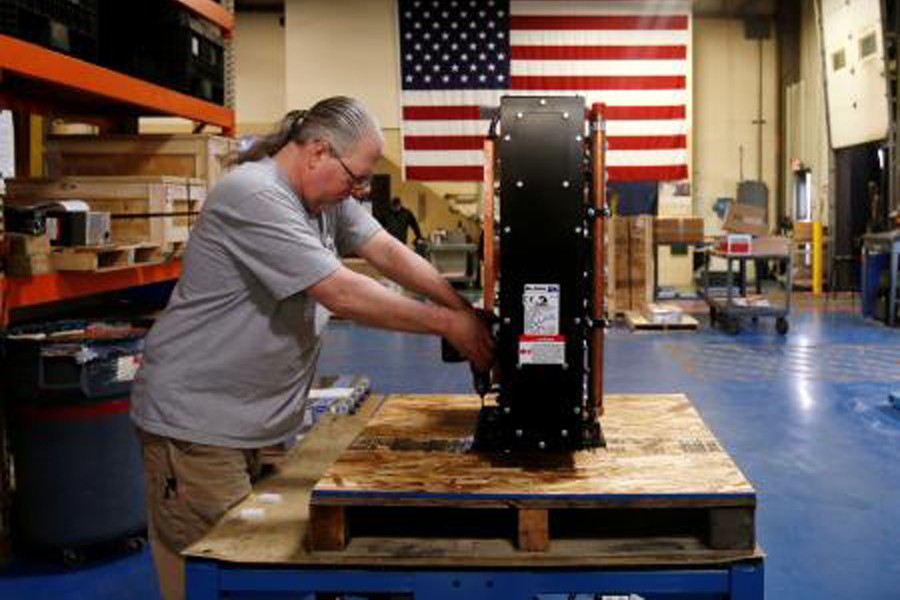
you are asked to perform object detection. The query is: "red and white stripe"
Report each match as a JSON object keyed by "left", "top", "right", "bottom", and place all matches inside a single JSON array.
[{"left": 401, "top": 0, "right": 691, "bottom": 183}]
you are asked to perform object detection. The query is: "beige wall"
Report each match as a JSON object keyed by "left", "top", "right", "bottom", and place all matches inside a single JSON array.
[
  {"left": 282, "top": 0, "right": 480, "bottom": 238},
  {"left": 693, "top": 18, "right": 779, "bottom": 234},
  {"left": 234, "top": 11, "right": 286, "bottom": 134},
  {"left": 284, "top": 0, "right": 400, "bottom": 128}
]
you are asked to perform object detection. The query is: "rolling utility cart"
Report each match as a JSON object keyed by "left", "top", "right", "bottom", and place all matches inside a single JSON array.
[{"left": 702, "top": 247, "right": 793, "bottom": 335}]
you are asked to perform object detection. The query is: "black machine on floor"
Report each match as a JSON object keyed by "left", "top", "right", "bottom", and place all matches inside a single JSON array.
[{"left": 448, "top": 96, "right": 609, "bottom": 452}]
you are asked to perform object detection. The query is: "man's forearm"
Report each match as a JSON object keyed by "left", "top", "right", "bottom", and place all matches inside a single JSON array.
[
  {"left": 363, "top": 233, "right": 470, "bottom": 311},
  {"left": 312, "top": 267, "right": 455, "bottom": 336}
]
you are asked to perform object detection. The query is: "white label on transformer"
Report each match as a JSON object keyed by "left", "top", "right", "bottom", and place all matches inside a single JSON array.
[
  {"left": 519, "top": 335, "right": 566, "bottom": 366},
  {"left": 522, "top": 284, "right": 560, "bottom": 335}
]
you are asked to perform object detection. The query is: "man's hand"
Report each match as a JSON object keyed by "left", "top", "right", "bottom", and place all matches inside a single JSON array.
[{"left": 444, "top": 308, "right": 495, "bottom": 373}]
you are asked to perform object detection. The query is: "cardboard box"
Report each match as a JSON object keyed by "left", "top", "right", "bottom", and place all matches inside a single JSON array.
[
  {"left": 723, "top": 203, "right": 768, "bottom": 235},
  {"left": 6, "top": 254, "right": 52, "bottom": 276},
  {"left": 653, "top": 217, "right": 704, "bottom": 244},
  {"left": 607, "top": 216, "right": 653, "bottom": 313},
  {"left": 5, "top": 233, "right": 51, "bottom": 256},
  {"left": 752, "top": 235, "right": 790, "bottom": 256},
  {"left": 645, "top": 303, "right": 683, "bottom": 324}
]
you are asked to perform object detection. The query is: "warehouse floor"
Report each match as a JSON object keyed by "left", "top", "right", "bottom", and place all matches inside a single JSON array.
[{"left": 1, "top": 296, "right": 898, "bottom": 599}]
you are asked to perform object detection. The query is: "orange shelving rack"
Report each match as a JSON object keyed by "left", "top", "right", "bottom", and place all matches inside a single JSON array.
[{"left": 0, "top": 1, "right": 235, "bottom": 327}]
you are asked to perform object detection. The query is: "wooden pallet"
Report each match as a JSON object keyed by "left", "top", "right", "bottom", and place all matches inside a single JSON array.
[
  {"left": 624, "top": 311, "right": 699, "bottom": 331},
  {"left": 307, "top": 394, "right": 756, "bottom": 556},
  {"left": 50, "top": 243, "right": 165, "bottom": 272}
]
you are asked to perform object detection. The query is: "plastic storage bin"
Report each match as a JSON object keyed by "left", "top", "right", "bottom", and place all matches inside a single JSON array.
[{"left": 2, "top": 319, "right": 150, "bottom": 561}]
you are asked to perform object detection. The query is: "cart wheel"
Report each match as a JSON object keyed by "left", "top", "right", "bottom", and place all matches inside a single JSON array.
[
  {"left": 61, "top": 547, "right": 85, "bottom": 568},
  {"left": 776, "top": 317, "right": 789, "bottom": 335}
]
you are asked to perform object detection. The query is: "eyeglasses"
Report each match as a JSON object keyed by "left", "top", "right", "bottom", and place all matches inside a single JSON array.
[{"left": 331, "top": 149, "right": 372, "bottom": 191}]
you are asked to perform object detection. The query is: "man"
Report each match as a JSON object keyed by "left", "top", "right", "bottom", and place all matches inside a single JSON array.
[
  {"left": 382, "top": 196, "right": 422, "bottom": 245},
  {"left": 130, "top": 97, "right": 494, "bottom": 600}
]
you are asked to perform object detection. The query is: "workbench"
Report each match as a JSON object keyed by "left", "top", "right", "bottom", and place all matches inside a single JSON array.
[
  {"left": 861, "top": 230, "right": 900, "bottom": 326},
  {"left": 184, "top": 394, "right": 764, "bottom": 599}
]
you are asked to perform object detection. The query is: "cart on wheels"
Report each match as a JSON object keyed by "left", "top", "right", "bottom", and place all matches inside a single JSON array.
[{"left": 702, "top": 247, "right": 793, "bottom": 335}]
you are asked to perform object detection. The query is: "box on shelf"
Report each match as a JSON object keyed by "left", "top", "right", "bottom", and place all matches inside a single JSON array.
[
  {"left": 46, "top": 210, "right": 111, "bottom": 247},
  {"left": 5, "top": 177, "right": 206, "bottom": 246},
  {"left": 6, "top": 254, "right": 52, "bottom": 277},
  {"left": 723, "top": 203, "right": 768, "bottom": 236},
  {"left": 4, "top": 233, "right": 52, "bottom": 276},
  {"left": 5, "top": 233, "right": 51, "bottom": 257},
  {"left": 45, "top": 134, "right": 236, "bottom": 191},
  {"left": 653, "top": 217, "right": 704, "bottom": 244}
]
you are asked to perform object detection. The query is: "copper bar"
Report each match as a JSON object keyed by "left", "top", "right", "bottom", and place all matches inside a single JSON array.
[
  {"left": 590, "top": 103, "right": 606, "bottom": 415},
  {"left": 483, "top": 138, "right": 496, "bottom": 312}
]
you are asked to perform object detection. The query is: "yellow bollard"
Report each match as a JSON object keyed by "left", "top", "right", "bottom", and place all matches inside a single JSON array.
[{"left": 812, "top": 221, "right": 823, "bottom": 295}]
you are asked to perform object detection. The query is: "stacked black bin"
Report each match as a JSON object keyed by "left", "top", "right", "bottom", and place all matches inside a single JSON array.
[
  {"left": 0, "top": 0, "right": 99, "bottom": 61},
  {"left": 98, "top": 0, "right": 225, "bottom": 104}
]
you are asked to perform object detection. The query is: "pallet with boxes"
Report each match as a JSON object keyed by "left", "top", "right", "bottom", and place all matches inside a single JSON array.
[
  {"left": 7, "top": 176, "right": 206, "bottom": 246},
  {"left": 3, "top": 175, "right": 206, "bottom": 274}
]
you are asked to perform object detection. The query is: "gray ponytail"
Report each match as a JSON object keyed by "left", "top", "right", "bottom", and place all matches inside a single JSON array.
[{"left": 234, "top": 97, "right": 382, "bottom": 165}]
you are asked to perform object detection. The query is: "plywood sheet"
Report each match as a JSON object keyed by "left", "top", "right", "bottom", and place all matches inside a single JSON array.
[
  {"left": 185, "top": 394, "right": 760, "bottom": 568},
  {"left": 313, "top": 394, "right": 753, "bottom": 504}
]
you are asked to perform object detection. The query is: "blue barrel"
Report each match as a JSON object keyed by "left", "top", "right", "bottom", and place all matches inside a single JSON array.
[{"left": 3, "top": 320, "right": 148, "bottom": 552}]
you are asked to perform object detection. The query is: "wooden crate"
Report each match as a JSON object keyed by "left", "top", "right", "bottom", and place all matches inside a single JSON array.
[
  {"left": 307, "top": 394, "right": 757, "bottom": 556},
  {"left": 629, "top": 216, "right": 653, "bottom": 313},
  {"left": 46, "top": 134, "right": 236, "bottom": 190},
  {"left": 607, "top": 216, "right": 653, "bottom": 315},
  {"left": 5, "top": 177, "right": 206, "bottom": 245},
  {"left": 654, "top": 217, "right": 705, "bottom": 244}
]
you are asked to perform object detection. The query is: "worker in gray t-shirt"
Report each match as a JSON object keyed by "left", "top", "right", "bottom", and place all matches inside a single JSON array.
[{"left": 130, "top": 97, "right": 495, "bottom": 600}]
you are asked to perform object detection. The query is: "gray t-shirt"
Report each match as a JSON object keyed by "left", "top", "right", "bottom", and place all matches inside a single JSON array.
[{"left": 130, "top": 157, "right": 381, "bottom": 448}]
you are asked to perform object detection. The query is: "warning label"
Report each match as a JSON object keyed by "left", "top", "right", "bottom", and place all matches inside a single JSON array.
[
  {"left": 519, "top": 334, "right": 566, "bottom": 366},
  {"left": 522, "top": 284, "right": 560, "bottom": 335}
]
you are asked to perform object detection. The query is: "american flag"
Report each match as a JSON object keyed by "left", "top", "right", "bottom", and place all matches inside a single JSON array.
[{"left": 398, "top": 0, "right": 691, "bottom": 183}]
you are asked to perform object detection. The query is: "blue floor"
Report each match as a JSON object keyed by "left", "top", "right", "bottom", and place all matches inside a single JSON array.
[{"left": 2, "top": 306, "right": 898, "bottom": 599}]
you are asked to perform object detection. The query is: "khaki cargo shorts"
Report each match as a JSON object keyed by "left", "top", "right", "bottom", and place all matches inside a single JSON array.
[{"left": 137, "top": 429, "right": 262, "bottom": 553}]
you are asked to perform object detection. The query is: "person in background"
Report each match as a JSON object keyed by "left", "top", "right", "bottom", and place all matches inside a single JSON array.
[
  {"left": 130, "top": 97, "right": 494, "bottom": 600},
  {"left": 382, "top": 196, "right": 423, "bottom": 246}
]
